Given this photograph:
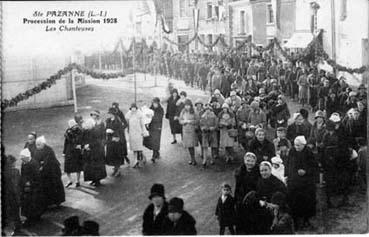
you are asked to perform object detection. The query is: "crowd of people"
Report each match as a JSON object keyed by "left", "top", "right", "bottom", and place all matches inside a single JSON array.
[{"left": 1, "top": 49, "right": 367, "bottom": 235}]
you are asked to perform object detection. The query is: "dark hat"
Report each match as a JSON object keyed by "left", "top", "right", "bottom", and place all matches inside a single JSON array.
[
  {"left": 6, "top": 155, "right": 17, "bottom": 166},
  {"left": 112, "top": 102, "right": 119, "bottom": 107},
  {"left": 149, "top": 183, "right": 165, "bottom": 200},
  {"left": 326, "top": 120, "right": 336, "bottom": 131},
  {"left": 277, "top": 138, "right": 289, "bottom": 148},
  {"left": 171, "top": 88, "right": 179, "bottom": 95},
  {"left": 74, "top": 115, "right": 83, "bottom": 124},
  {"left": 130, "top": 103, "right": 138, "bottom": 110},
  {"left": 152, "top": 97, "right": 160, "bottom": 103},
  {"left": 90, "top": 110, "right": 100, "bottom": 117},
  {"left": 184, "top": 99, "right": 193, "bottom": 106},
  {"left": 63, "top": 216, "right": 80, "bottom": 231},
  {"left": 271, "top": 191, "right": 287, "bottom": 207},
  {"left": 358, "top": 84, "right": 366, "bottom": 90},
  {"left": 82, "top": 220, "right": 99, "bottom": 236},
  {"left": 180, "top": 91, "right": 187, "bottom": 97},
  {"left": 108, "top": 107, "right": 118, "bottom": 115},
  {"left": 168, "top": 197, "right": 184, "bottom": 213},
  {"left": 299, "top": 108, "right": 309, "bottom": 119},
  {"left": 221, "top": 183, "right": 232, "bottom": 190}
]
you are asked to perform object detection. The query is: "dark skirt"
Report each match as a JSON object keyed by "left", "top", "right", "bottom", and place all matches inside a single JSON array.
[
  {"left": 21, "top": 185, "right": 46, "bottom": 219},
  {"left": 288, "top": 184, "right": 316, "bottom": 219},
  {"left": 105, "top": 141, "right": 125, "bottom": 166},
  {"left": 41, "top": 174, "right": 65, "bottom": 206},
  {"left": 64, "top": 149, "right": 83, "bottom": 173},
  {"left": 83, "top": 146, "right": 107, "bottom": 182},
  {"left": 169, "top": 118, "right": 182, "bottom": 135},
  {"left": 143, "top": 128, "right": 162, "bottom": 151}
]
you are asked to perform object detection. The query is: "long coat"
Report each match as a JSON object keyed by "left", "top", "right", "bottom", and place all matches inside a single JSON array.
[
  {"left": 162, "top": 210, "right": 197, "bottom": 235},
  {"left": 83, "top": 123, "right": 107, "bottom": 182},
  {"left": 218, "top": 111, "right": 236, "bottom": 148},
  {"left": 215, "top": 195, "right": 236, "bottom": 226},
  {"left": 166, "top": 96, "right": 182, "bottom": 134},
  {"left": 249, "top": 138, "right": 275, "bottom": 164},
  {"left": 270, "top": 103, "right": 290, "bottom": 128},
  {"left": 34, "top": 145, "right": 65, "bottom": 206},
  {"left": 286, "top": 147, "right": 317, "bottom": 219},
  {"left": 234, "top": 165, "right": 260, "bottom": 205},
  {"left": 105, "top": 117, "right": 127, "bottom": 166},
  {"left": 144, "top": 105, "right": 164, "bottom": 151},
  {"left": 63, "top": 125, "right": 84, "bottom": 173},
  {"left": 20, "top": 159, "right": 46, "bottom": 220},
  {"left": 256, "top": 175, "right": 287, "bottom": 202},
  {"left": 199, "top": 110, "right": 218, "bottom": 148},
  {"left": 179, "top": 109, "right": 199, "bottom": 148},
  {"left": 142, "top": 202, "right": 168, "bottom": 235},
  {"left": 126, "top": 110, "right": 145, "bottom": 151}
]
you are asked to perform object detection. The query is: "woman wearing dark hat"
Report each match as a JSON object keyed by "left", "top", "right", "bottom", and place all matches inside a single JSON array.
[
  {"left": 179, "top": 99, "right": 199, "bottom": 165},
  {"left": 166, "top": 89, "right": 182, "bottom": 144},
  {"left": 162, "top": 197, "right": 197, "bottom": 235},
  {"left": 111, "top": 102, "right": 130, "bottom": 164},
  {"left": 142, "top": 183, "right": 168, "bottom": 235},
  {"left": 199, "top": 103, "right": 218, "bottom": 167},
  {"left": 144, "top": 98, "right": 164, "bottom": 162},
  {"left": 105, "top": 107, "right": 128, "bottom": 177},
  {"left": 308, "top": 110, "right": 326, "bottom": 168},
  {"left": 126, "top": 103, "right": 147, "bottom": 168},
  {"left": 24, "top": 132, "right": 37, "bottom": 159}
]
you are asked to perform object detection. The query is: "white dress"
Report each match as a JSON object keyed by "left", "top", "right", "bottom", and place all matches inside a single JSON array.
[{"left": 126, "top": 110, "right": 145, "bottom": 151}]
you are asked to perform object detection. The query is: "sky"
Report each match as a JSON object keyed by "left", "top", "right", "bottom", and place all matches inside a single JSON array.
[{"left": 3, "top": 1, "right": 155, "bottom": 59}]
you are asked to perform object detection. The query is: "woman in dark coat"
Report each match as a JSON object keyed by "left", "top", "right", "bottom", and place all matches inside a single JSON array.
[
  {"left": 83, "top": 113, "right": 107, "bottom": 187},
  {"left": 20, "top": 149, "right": 46, "bottom": 225},
  {"left": 285, "top": 136, "right": 317, "bottom": 229},
  {"left": 34, "top": 136, "right": 65, "bottom": 207},
  {"left": 63, "top": 119, "right": 84, "bottom": 188},
  {"left": 105, "top": 107, "right": 127, "bottom": 177},
  {"left": 166, "top": 89, "right": 182, "bottom": 144},
  {"left": 142, "top": 184, "right": 168, "bottom": 235},
  {"left": 249, "top": 128, "right": 275, "bottom": 164},
  {"left": 234, "top": 152, "right": 260, "bottom": 234},
  {"left": 24, "top": 132, "right": 37, "bottom": 159},
  {"left": 144, "top": 97, "right": 164, "bottom": 162},
  {"left": 255, "top": 161, "right": 287, "bottom": 234}
]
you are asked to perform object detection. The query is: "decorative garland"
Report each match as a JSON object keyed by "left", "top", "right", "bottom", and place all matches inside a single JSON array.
[
  {"left": 1, "top": 64, "right": 150, "bottom": 109},
  {"left": 163, "top": 34, "right": 198, "bottom": 47}
]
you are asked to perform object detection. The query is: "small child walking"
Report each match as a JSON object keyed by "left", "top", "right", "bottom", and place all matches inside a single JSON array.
[{"left": 215, "top": 183, "right": 236, "bottom": 235}]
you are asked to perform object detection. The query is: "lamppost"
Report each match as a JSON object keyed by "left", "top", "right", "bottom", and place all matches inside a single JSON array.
[{"left": 310, "top": 1, "right": 320, "bottom": 65}]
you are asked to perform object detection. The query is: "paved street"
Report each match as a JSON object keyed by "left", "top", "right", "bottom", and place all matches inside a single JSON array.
[{"left": 2, "top": 73, "right": 367, "bottom": 235}]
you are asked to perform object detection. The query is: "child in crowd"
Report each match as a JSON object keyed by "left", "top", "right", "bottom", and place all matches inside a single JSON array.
[
  {"left": 215, "top": 183, "right": 236, "bottom": 235},
  {"left": 271, "top": 156, "right": 286, "bottom": 184}
]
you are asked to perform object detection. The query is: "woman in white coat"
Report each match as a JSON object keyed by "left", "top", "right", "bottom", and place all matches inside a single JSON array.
[{"left": 126, "top": 103, "right": 147, "bottom": 168}]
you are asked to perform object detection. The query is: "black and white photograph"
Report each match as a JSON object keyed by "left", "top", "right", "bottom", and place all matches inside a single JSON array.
[{"left": 1, "top": 0, "right": 368, "bottom": 235}]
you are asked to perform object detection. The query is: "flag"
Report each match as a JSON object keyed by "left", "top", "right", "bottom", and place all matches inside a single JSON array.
[{"left": 193, "top": 8, "right": 199, "bottom": 33}]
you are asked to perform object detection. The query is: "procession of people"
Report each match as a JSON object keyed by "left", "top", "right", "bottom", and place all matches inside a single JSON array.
[{"left": 1, "top": 49, "right": 367, "bottom": 235}]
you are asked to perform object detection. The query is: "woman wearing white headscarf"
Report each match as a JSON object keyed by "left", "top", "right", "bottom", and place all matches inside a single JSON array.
[
  {"left": 33, "top": 136, "right": 65, "bottom": 207},
  {"left": 285, "top": 136, "right": 317, "bottom": 230},
  {"left": 63, "top": 119, "right": 84, "bottom": 188}
]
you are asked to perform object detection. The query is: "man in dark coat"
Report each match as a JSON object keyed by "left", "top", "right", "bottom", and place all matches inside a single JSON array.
[
  {"left": 142, "top": 184, "right": 168, "bottom": 235},
  {"left": 162, "top": 197, "right": 197, "bottom": 235},
  {"left": 34, "top": 136, "right": 65, "bottom": 207},
  {"left": 166, "top": 89, "right": 182, "bottom": 144}
]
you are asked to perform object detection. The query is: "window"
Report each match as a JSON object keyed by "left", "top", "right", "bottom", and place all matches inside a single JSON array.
[
  {"left": 214, "top": 6, "right": 219, "bottom": 19},
  {"left": 240, "top": 10, "right": 245, "bottom": 34},
  {"left": 267, "top": 4, "right": 274, "bottom": 24},
  {"left": 180, "top": 0, "right": 186, "bottom": 17},
  {"left": 207, "top": 3, "right": 212, "bottom": 19}
]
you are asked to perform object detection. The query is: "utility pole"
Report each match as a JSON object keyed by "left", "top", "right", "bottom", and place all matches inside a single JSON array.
[
  {"left": 331, "top": 0, "right": 336, "bottom": 61},
  {"left": 133, "top": 37, "right": 137, "bottom": 104}
]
